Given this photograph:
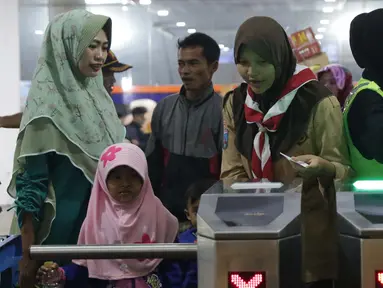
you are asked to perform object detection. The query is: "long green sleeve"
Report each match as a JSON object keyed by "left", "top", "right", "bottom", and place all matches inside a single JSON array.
[{"left": 15, "top": 154, "right": 49, "bottom": 229}]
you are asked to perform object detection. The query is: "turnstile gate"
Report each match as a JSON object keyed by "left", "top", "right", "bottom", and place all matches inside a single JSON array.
[
  {"left": 337, "top": 192, "right": 383, "bottom": 288},
  {"left": 197, "top": 185, "right": 302, "bottom": 288}
]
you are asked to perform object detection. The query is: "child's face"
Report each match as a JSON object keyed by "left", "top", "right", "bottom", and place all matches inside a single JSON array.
[
  {"left": 185, "top": 198, "right": 200, "bottom": 228},
  {"left": 106, "top": 165, "right": 143, "bottom": 203}
]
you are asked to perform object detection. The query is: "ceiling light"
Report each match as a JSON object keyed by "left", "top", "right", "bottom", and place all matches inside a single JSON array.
[
  {"left": 139, "top": 0, "right": 151, "bottom": 5},
  {"left": 122, "top": 5, "right": 128, "bottom": 11},
  {"left": 85, "top": 0, "right": 121, "bottom": 4},
  {"left": 157, "top": 10, "right": 169, "bottom": 16},
  {"left": 322, "top": 6, "right": 334, "bottom": 13},
  {"left": 320, "top": 19, "right": 330, "bottom": 25},
  {"left": 315, "top": 34, "right": 324, "bottom": 40},
  {"left": 121, "top": 0, "right": 129, "bottom": 4},
  {"left": 324, "top": 0, "right": 336, "bottom": 2},
  {"left": 219, "top": 44, "right": 225, "bottom": 49},
  {"left": 223, "top": 47, "right": 230, "bottom": 52},
  {"left": 176, "top": 22, "right": 186, "bottom": 27},
  {"left": 317, "top": 27, "right": 327, "bottom": 33},
  {"left": 187, "top": 28, "right": 196, "bottom": 34},
  {"left": 34, "top": 30, "right": 44, "bottom": 35}
]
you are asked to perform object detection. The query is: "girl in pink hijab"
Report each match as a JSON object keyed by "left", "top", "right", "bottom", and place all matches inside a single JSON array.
[
  {"left": 37, "top": 143, "right": 180, "bottom": 288},
  {"left": 317, "top": 64, "right": 354, "bottom": 108}
]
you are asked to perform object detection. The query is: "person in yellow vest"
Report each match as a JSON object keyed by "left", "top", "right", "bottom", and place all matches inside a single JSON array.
[{"left": 343, "top": 9, "right": 383, "bottom": 179}]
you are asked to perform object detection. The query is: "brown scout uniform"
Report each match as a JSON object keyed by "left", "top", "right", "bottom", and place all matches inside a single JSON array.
[
  {"left": 222, "top": 90, "right": 352, "bottom": 283},
  {"left": 226, "top": 15, "right": 354, "bottom": 284}
]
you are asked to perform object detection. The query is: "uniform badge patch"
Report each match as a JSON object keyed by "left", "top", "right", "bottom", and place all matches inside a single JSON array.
[{"left": 223, "top": 120, "right": 229, "bottom": 150}]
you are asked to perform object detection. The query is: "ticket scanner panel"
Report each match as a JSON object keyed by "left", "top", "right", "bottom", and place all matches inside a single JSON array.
[
  {"left": 337, "top": 192, "right": 383, "bottom": 288},
  {"left": 197, "top": 183, "right": 302, "bottom": 288}
]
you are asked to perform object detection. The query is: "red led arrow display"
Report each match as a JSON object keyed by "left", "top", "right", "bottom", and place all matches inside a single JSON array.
[
  {"left": 376, "top": 271, "right": 383, "bottom": 287},
  {"left": 228, "top": 272, "right": 266, "bottom": 288}
]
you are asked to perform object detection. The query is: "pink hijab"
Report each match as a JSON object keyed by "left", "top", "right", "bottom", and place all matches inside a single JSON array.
[
  {"left": 73, "top": 143, "right": 178, "bottom": 283},
  {"left": 317, "top": 64, "right": 354, "bottom": 107}
]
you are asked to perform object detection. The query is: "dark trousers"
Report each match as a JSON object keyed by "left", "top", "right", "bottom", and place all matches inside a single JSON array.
[{"left": 305, "top": 280, "right": 334, "bottom": 288}]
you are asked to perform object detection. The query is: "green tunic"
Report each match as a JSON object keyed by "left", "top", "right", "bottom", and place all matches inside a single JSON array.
[
  {"left": 15, "top": 153, "right": 91, "bottom": 245},
  {"left": 7, "top": 9, "right": 125, "bottom": 244}
]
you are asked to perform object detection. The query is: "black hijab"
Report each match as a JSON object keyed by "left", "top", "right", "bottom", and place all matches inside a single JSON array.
[{"left": 350, "top": 9, "right": 383, "bottom": 85}]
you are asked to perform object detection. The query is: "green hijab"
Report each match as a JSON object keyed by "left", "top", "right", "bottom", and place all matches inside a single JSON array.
[{"left": 8, "top": 9, "right": 125, "bottom": 198}]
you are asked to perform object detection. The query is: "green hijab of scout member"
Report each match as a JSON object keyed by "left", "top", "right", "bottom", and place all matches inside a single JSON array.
[{"left": 8, "top": 9, "right": 125, "bottom": 287}]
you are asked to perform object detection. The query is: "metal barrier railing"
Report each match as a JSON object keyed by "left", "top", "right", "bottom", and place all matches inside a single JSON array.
[{"left": 29, "top": 243, "right": 197, "bottom": 260}]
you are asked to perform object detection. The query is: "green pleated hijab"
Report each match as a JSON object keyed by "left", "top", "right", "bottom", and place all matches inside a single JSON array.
[{"left": 8, "top": 9, "right": 125, "bottom": 197}]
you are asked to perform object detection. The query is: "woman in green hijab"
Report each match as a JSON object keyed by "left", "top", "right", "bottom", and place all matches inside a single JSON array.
[{"left": 8, "top": 9, "right": 125, "bottom": 287}]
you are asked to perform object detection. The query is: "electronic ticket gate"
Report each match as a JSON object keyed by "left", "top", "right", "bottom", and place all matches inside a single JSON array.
[
  {"left": 197, "top": 183, "right": 302, "bottom": 288},
  {"left": 337, "top": 192, "right": 383, "bottom": 288}
]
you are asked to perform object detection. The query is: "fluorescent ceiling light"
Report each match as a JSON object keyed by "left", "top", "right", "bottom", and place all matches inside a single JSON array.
[
  {"left": 324, "top": 0, "right": 336, "bottom": 2},
  {"left": 157, "top": 10, "right": 169, "bottom": 16},
  {"left": 122, "top": 5, "right": 128, "bottom": 11},
  {"left": 320, "top": 19, "right": 330, "bottom": 25},
  {"left": 223, "top": 47, "right": 230, "bottom": 52},
  {"left": 322, "top": 6, "right": 334, "bottom": 13},
  {"left": 139, "top": 0, "right": 151, "bottom": 5},
  {"left": 317, "top": 27, "right": 327, "bottom": 32},
  {"left": 85, "top": 0, "right": 121, "bottom": 4},
  {"left": 315, "top": 34, "right": 324, "bottom": 40},
  {"left": 34, "top": 30, "right": 44, "bottom": 35},
  {"left": 187, "top": 28, "right": 196, "bottom": 34},
  {"left": 176, "top": 22, "right": 186, "bottom": 27},
  {"left": 219, "top": 44, "right": 225, "bottom": 49}
]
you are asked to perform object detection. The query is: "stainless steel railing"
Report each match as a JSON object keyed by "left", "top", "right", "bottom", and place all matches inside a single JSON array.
[{"left": 29, "top": 243, "right": 197, "bottom": 260}]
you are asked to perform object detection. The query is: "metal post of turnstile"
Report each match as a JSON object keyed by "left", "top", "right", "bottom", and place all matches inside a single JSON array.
[{"left": 29, "top": 243, "right": 197, "bottom": 260}]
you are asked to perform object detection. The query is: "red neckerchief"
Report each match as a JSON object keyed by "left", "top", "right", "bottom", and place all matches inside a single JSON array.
[{"left": 244, "top": 66, "right": 316, "bottom": 181}]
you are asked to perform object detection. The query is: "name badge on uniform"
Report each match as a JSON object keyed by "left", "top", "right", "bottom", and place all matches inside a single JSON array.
[{"left": 223, "top": 120, "right": 229, "bottom": 150}]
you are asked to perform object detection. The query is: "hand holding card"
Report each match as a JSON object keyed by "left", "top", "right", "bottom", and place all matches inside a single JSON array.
[
  {"left": 280, "top": 152, "right": 309, "bottom": 168},
  {"left": 282, "top": 153, "right": 336, "bottom": 179}
]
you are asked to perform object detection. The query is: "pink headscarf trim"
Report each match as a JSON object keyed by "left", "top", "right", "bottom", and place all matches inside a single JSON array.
[
  {"left": 73, "top": 143, "right": 178, "bottom": 283},
  {"left": 318, "top": 64, "right": 346, "bottom": 90},
  {"left": 317, "top": 64, "right": 354, "bottom": 107}
]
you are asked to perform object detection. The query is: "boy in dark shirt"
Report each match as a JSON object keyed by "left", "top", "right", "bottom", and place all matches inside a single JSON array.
[{"left": 178, "top": 178, "right": 217, "bottom": 288}]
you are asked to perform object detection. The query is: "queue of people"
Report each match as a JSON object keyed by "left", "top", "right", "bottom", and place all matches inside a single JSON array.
[{"left": 0, "top": 6, "right": 382, "bottom": 288}]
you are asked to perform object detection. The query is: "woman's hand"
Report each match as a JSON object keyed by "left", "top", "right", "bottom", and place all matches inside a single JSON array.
[
  {"left": 291, "top": 154, "right": 336, "bottom": 179},
  {"left": 36, "top": 262, "right": 59, "bottom": 284},
  {"left": 18, "top": 253, "right": 39, "bottom": 288}
]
